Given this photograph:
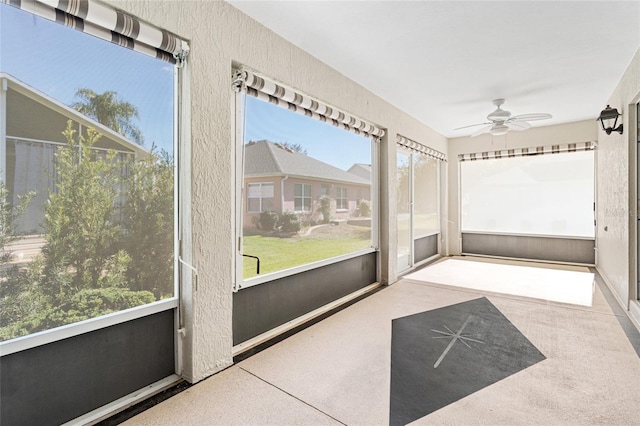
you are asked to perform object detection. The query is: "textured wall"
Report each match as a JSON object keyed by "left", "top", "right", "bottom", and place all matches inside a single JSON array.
[
  {"left": 108, "top": 0, "right": 447, "bottom": 382},
  {"left": 597, "top": 47, "right": 640, "bottom": 310},
  {"left": 447, "top": 120, "right": 598, "bottom": 256}
]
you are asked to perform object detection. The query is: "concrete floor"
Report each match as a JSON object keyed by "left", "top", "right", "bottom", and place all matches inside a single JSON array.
[{"left": 124, "top": 258, "right": 640, "bottom": 425}]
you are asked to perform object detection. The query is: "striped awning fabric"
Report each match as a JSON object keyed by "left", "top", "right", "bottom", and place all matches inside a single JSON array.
[
  {"left": 3, "top": 0, "right": 189, "bottom": 64},
  {"left": 396, "top": 134, "right": 447, "bottom": 162},
  {"left": 233, "top": 69, "right": 385, "bottom": 139},
  {"left": 458, "top": 141, "right": 597, "bottom": 162}
]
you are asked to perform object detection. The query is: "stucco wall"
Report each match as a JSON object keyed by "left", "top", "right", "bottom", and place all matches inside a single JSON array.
[
  {"left": 597, "top": 47, "right": 640, "bottom": 311},
  {"left": 447, "top": 120, "right": 598, "bottom": 256},
  {"left": 108, "top": 0, "right": 447, "bottom": 383}
]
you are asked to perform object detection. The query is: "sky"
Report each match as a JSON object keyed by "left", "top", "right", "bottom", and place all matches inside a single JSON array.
[
  {"left": 1, "top": 3, "right": 174, "bottom": 153},
  {"left": 244, "top": 95, "right": 371, "bottom": 171},
  {"left": 1, "top": 3, "right": 372, "bottom": 171}
]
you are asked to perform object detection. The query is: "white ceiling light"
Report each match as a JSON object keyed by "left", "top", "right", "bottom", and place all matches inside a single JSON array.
[{"left": 489, "top": 123, "right": 509, "bottom": 136}]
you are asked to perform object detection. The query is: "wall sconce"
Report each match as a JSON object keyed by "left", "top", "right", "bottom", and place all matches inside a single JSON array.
[{"left": 597, "top": 105, "right": 623, "bottom": 135}]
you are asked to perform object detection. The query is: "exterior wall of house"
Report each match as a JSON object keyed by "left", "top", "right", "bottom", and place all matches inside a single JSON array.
[
  {"left": 4, "top": 87, "right": 140, "bottom": 234},
  {"left": 242, "top": 176, "right": 370, "bottom": 228},
  {"left": 281, "top": 178, "right": 370, "bottom": 222},
  {"left": 110, "top": 0, "right": 447, "bottom": 382},
  {"left": 597, "top": 47, "right": 640, "bottom": 325}
]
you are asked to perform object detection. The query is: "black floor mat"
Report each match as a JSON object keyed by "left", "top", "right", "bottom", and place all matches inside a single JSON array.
[{"left": 390, "top": 297, "right": 545, "bottom": 426}]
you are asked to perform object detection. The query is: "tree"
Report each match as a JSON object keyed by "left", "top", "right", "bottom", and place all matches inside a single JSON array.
[
  {"left": 124, "top": 147, "right": 174, "bottom": 298},
  {"left": 72, "top": 88, "right": 144, "bottom": 145},
  {"left": 42, "top": 121, "right": 125, "bottom": 297},
  {"left": 280, "top": 142, "right": 308, "bottom": 155},
  {"left": 0, "top": 180, "right": 33, "bottom": 263}
]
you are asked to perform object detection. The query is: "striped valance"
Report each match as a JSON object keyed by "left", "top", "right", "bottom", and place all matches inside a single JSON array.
[
  {"left": 3, "top": 0, "right": 189, "bottom": 64},
  {"left": 396, "top": 135, "right": 447, "bottom": 162},
  {"left": 232, "top": 69, "right": 385, "bottom": 139},
  {"left": 458, "top": 141, "right": 597, "bottom": 162}
]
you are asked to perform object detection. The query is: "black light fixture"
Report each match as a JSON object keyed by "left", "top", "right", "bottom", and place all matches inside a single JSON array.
[{"left": 597, "top": 105, "right": 623, "bottom": 135}]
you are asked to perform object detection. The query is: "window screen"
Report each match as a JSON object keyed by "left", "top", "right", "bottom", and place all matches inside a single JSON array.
[
  {"left": 0, "top": 3, "right": 177, "bottom": 343},
  {"left": 461, "top": 150, "right": 594, "bottom": 238},
  {"left": 240, "top": 94, "right": 374, "bottom": 281}
]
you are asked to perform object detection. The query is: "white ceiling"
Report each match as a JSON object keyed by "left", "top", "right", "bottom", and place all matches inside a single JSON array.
[{"left": 228, "top": 1, "right": 640, "bottom": 138}]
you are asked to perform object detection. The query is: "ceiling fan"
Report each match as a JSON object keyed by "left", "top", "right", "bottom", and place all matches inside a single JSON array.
[{"left": 455, "top": 99, "right": 552, "bottom": 137}]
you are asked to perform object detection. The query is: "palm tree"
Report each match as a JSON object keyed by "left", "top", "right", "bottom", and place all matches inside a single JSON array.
[{"left": 72, "top": 89, "right": 144, "bottom": 145}]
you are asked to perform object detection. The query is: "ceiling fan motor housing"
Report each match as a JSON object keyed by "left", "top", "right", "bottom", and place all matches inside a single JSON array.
[{"left": 487, "top": 109, "right": 510, "bottom": 122}]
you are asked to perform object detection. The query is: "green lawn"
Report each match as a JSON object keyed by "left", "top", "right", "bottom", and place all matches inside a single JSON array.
[{"left": 242, "top": 224, "right": 371, "bottom": 279}]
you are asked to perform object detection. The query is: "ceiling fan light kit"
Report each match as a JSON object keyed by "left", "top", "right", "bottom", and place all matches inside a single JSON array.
[
  {"left": 456, "top": 99, "right": 552, "bottom": 137},
  {"left": 489, "top": 123, "right": 509, "bottom": 136}
]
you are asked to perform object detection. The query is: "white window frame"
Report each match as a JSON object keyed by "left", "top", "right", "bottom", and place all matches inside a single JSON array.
[
  {"left": 233, "top": 90, "right": 379, "bottom": 291},
  {"left": 336, "top": 186, "right": 348, "bottom": 210},
  {"left": 294, "top": 183, "right": 312, "bottom": 212},
  {"left": 247, "top": 182, "right": 274, "bottom": 213}
]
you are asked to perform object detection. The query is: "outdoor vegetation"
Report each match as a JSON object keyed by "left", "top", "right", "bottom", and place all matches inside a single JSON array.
[
  {"left": 243, "top": 222, "right": 371, "bottom": 279},
  {"left": 243, "top": 194, "right": 373, "bottom": 279},
  {"left": 0, "top": 121, "right": 173, "bottom": 341}
]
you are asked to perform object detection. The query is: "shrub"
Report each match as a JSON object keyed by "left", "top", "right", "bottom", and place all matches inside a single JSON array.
[
  {"left": 0, "top": 179, "right": 34, "bottom": 262},
  {"left": 258, "top": 210, "right": 279, "bottom": 232},
  {"left": 278, "top": 211, "right": 301, "bottom": 233},
  {"left": 318, "top": 195, "right": 332, "bottom": 223},
  {"left": 124, "top": 147, "right": 174, "bottom": 298},
  {"left": 357, "top": 199, "right": 371, "bottom": 217},
  {"left": 0, "top": 287, "right": 155, "bottom": 341},
  {"left": 42, "top": 121, "right": 123, "bottom": 292}
]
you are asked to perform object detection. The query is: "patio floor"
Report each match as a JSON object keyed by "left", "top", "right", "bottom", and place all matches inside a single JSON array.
[{"left": 122, "top": 257, "right": 640, "bottom": 425}]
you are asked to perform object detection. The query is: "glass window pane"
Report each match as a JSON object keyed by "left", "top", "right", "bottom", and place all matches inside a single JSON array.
[
  {"left": 262, "top": 183, "right": 274, "bottom": 198},
  {"left": 248, "top": 183, "right": 261, "bottom": 197},
  {"left": 413, "top": 156, "right": 439, "bottom": 237},
  {"left": 241, "top": 94, "right": 373, "bottom": 280},
  {"left": 248, "top": 198, "right": 261, "bottom": 212},
  {"left": 397, "top": 152, "right": 411, "bottom": 269},
  {"left": 461, "top": 151, "right": 594, "bottom": 237},
  {"left": 262, "top": 197, "right": 274, "bottom": 211},
  {"left": 0, "top": 4, "right": 175, "bottom": 342}
]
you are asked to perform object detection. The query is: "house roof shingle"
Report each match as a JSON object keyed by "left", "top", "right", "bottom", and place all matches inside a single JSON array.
[{"left": 244, "top": 140, "right": 370, "bottom": 185}]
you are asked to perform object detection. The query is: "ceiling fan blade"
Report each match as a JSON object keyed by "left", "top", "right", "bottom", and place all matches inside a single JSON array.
[
  {"left": 471, "top": 124, "right": 492, "bottom": 137},
  {"left": 453, "top": 122, "right": 491, "bottom": 130},
  {"left": 511, "top": 113, "right": 552, "bottom": 122},
  {"left": 506, "top": 120, "right": 531, "bottom": 131}
]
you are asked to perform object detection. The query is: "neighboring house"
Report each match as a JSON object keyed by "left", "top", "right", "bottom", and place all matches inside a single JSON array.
[
  {"left": 347, "top": 163, "right": 371, "bottom": 181},
  {"left": 244, "top": 140, "right": 371, "bottom": 227},
  {"left": 0, "top": 73, "right": 149, "bottom": 234}
]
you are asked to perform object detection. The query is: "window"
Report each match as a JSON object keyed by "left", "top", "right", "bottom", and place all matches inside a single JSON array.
[
  {"left": 413, "top": 155, "right": 439, "bottom": 237},
  {"left": 237, "top": 91, "right": 376, "bottom": 283},
  {"left": 0, "top": 3, "right": 179, "bottom": 344},
  {"left": 461, "top": 150, "right": 594, "bottom": 237},
  {"left": 336, "top": 187, "right": 348, "bottom": 210},
  {"left": 247, "top": 182, "right": 274, "bottom": 212},
  {"left": 294, "top": 183, "right": 312, "bottom": 212}
]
